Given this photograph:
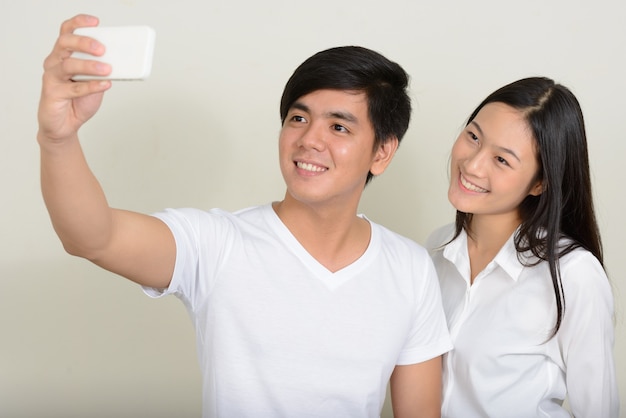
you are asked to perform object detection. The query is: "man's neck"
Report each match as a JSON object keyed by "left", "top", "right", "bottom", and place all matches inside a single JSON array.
[{"left": 272, "top": 197, "right": 370, "bottom": 273}]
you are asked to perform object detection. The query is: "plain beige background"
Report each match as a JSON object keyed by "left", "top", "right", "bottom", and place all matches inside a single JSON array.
[{"left": 1, "top": 0, "right": 624, "bottom": 416}]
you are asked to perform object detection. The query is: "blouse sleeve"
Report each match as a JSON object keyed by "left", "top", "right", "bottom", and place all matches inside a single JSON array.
[{"left": 557, "top": 250, "right": 619, "bottom": 418}]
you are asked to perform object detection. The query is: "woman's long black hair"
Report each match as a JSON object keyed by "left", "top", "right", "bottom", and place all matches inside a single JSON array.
[{"left": 452, "top": 77, "right": 604, "bottom": 336}]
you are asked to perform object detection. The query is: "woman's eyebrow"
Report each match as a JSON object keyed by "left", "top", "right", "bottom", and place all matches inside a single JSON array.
[{"left": 469, "top": 120, "right": 521, "bottom": 162}]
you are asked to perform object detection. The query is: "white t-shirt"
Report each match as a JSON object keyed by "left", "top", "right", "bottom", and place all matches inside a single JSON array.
[
  {"left": 145, "top": 204, "right": 452, "bottom": 418},
  {"left": 427, "top": 224, "right": 618, "bottom": 418}
]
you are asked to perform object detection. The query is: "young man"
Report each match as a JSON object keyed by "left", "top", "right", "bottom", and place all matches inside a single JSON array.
[{"left": 38, "top": 14, "right": 451, "bottom": 418}]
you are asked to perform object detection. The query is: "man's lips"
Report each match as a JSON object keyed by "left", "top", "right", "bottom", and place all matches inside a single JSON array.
[{"left": 296, "top": 161, "right": 327, "bottom": 172}]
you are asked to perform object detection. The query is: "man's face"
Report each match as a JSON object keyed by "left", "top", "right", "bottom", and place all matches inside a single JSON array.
[{"left": 278, "top": 89, "right": 393, "bottom": 210}]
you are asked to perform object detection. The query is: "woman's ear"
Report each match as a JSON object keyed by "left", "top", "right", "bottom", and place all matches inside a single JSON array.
[
  {"left": 370, "top": 136, "right": 399, "bottom": 176},
  {"left": 529, "top": 180, "right": 543, "bottom": 196}
]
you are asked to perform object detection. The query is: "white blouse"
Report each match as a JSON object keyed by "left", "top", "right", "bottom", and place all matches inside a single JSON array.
[{"left": 427, "top": 224, "right": 618, "bottom": 418}]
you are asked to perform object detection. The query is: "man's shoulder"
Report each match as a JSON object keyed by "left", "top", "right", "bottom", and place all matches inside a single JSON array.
[
  {"left": 152, "top": 204, "right": 269, "bottom": 232},
  {"left": 232, "top": 204, "right": 269, "bottom": 220},
  {"left": 425, "top": 223, "right": 455, "bottom": 251},
  {"left": 368, "top": 219, "right": 430, "bottom": 257}
]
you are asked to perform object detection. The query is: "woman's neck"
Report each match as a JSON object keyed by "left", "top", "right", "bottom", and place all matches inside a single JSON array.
[{"left": 466, "top": 213, "right": 521, "bottom": 282}]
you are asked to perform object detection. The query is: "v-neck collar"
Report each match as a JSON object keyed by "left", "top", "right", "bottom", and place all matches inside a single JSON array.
[{"left": 261, "top": 204, "right": 379, "bottom": 290}]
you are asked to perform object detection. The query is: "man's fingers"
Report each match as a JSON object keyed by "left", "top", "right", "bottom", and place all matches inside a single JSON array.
[
  {"left": 44, "top": 14, "right": 106, "bottom": 72},
  {"left": 42, "top": 70, "right": 111, "bottom": 100},
  {"left": 61, "top": 57, "right": 112, "bottom": 80},
  {"left": 59, "top": 14, "right": 99, "bottom": 36}
]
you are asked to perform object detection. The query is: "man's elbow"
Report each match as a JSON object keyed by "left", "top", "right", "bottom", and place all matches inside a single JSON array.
[{"left": 61, "top": 239, "right": 102, "bottom": 261}]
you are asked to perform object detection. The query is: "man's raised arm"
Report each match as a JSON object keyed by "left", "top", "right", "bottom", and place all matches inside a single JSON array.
[{"left": 38, "top": 14, "right": 175, "bottom": 289}]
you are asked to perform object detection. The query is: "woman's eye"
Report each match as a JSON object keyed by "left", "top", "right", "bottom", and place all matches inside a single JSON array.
[
  {"left": 496, "top": 156, "right": 509, "bottom": 166},
  {"left": 468, "top": 131, "right": 478, "bottom": 141}
]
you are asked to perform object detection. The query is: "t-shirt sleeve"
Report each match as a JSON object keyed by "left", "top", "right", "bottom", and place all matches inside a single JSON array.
[
  {"left": 396, "top": 247, "right": 453, "bottom": 365},
  {"left": 142, "top": 207, "right": 232, "bottom": 313}
]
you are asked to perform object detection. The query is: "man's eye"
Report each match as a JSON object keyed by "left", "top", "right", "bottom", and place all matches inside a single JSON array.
[
  {"left": 332, "top": 124, "right": 348, "bottom": 133},
  {"left": 292, "top": 115, "right": 306, "bottom": 123}
]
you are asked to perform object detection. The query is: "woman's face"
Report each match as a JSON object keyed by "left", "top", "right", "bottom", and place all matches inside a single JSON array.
[{"left": 448, "top": 102, "right": 543, "bottom": 224}]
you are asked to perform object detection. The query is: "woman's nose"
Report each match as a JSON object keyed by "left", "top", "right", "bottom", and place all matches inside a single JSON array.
[{"left": 465, "top": 149, "right": 488, "bottom": 176}]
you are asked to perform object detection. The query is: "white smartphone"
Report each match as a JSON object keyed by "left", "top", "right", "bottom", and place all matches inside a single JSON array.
[{"left": 71, "top": 26, "right": 156, "bottom": 81}]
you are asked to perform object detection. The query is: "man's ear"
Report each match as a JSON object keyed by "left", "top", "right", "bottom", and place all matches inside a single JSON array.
[{"left": 370, "top": 136, "right": 399, "bottom": 176}]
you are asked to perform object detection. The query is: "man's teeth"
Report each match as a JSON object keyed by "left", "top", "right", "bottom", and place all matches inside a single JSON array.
[
  {"left": 461, "top": 175, "right": 488, "bottom": 192},
  {"left": 297, "top": 162, "right": 326, "bottom": 172}
]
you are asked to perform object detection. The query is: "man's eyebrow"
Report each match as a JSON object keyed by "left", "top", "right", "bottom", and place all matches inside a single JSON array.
[
  {"left": 325, "top": 110, "right": 358, "bottom": 124},
  {"left": 291, "top": 102, "right": 309, "bottom": 113},
  {"left": 469, "top": 120, "right": 521, "bottom": 162},
  {"left": 290, "top": 101, "right": 358, "bottom": 124}
]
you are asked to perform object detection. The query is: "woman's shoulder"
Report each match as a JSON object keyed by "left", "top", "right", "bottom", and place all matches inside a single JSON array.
[
  {"left": 559, "top": 245, "right": 606, "bottom": 279},
  {"left": 552, "top": 245, "right": 614, "bottom": 303}
]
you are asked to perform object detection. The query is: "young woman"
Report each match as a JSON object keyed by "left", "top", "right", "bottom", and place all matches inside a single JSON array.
[{"left": 427, "top": 77, "right": 619, "bottom": 417}]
